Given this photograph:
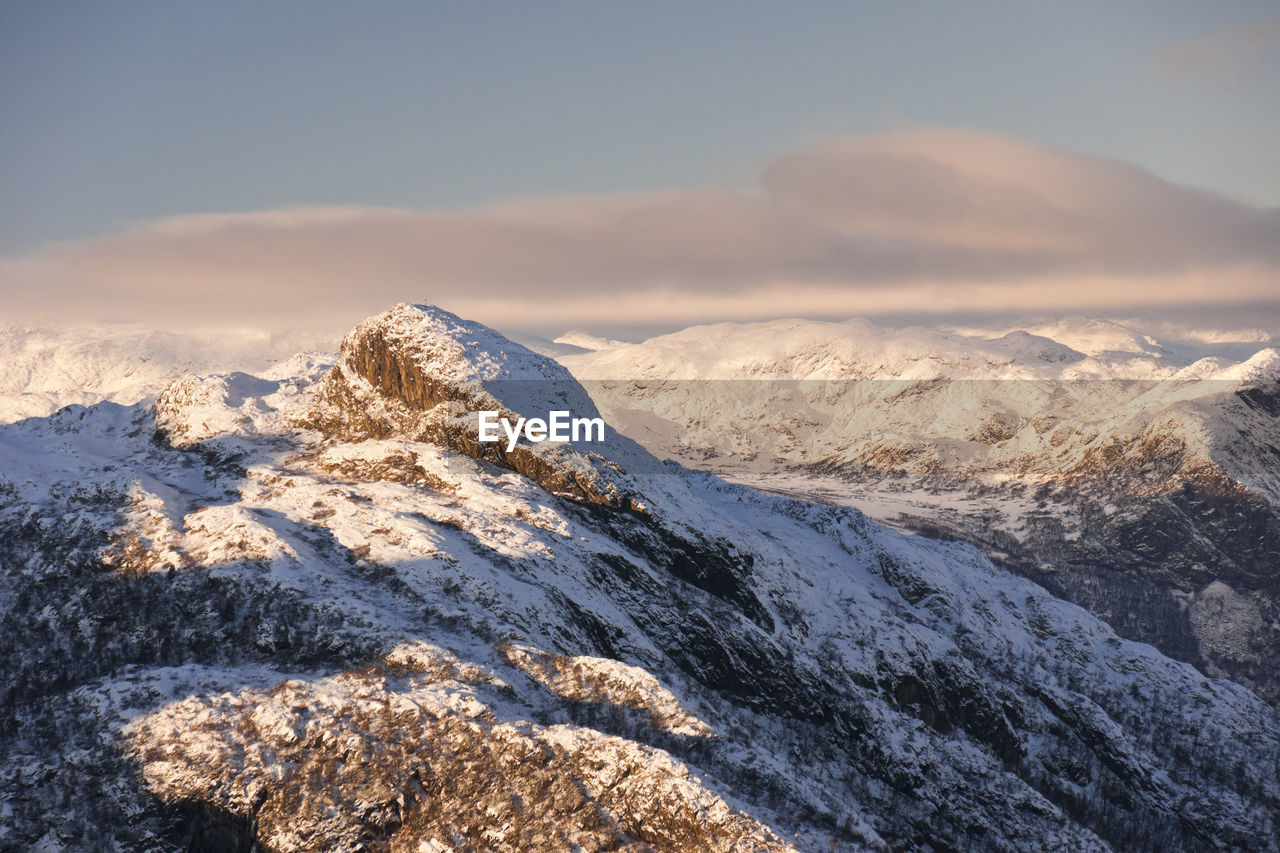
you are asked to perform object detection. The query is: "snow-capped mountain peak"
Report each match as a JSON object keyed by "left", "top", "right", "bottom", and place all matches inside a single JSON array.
[
  {"left": 2, "top": 307, "right": 1279, "bottom": 851},
  {"left": 552, "top": 330, "right": 628, "bottom": 352}
]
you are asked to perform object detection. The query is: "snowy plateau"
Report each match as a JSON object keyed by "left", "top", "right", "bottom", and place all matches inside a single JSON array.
[{"left": 0, "top": 305, "right": 1277, "bottom": 852}]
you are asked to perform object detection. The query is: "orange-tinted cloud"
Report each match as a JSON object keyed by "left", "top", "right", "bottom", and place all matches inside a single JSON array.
[{"left": 3, "top": 129, "right": 1277, "bottom": 334}]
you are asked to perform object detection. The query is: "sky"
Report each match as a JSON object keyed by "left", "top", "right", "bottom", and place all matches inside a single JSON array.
[{"left": 2, "top": 1, "right": 1278, "bottom": 338}]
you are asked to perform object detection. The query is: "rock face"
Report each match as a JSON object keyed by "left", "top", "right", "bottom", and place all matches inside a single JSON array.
[
  {"left": 296, "top": 304, "right": 647, "bottom": 513},
  {"left": 1, "top": 307, "right": 1279, "bottom": 852}
]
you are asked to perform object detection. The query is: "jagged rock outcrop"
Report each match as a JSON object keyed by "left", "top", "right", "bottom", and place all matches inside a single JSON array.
[{"left": 295, "top": 304, "right": 647, "bottom": 513}]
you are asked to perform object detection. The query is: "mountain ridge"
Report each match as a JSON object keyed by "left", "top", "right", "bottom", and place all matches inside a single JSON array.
[
  {"left": 1, "top": 305, "right": 1277, "bottom": 850},
  {"left": 557, "top": 315, "right": 1280, "bottom": 703}
]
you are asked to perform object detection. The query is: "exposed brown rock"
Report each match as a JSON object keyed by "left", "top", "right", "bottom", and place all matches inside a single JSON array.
[{"left": 295, "top": 307, "right": 644, "bottom": 513}]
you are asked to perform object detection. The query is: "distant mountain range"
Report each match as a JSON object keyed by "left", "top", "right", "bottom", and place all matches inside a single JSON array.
[
  {"left": 558, "top": 316, "right": 1280, "bottom": 704},
  {"left": 0, "top": 323, "right": 332, "bottom": 423}
]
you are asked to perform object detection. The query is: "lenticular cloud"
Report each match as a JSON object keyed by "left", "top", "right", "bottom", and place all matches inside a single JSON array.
[{"left": 2, "top": 129, "right": 1277, "bottom": 332}]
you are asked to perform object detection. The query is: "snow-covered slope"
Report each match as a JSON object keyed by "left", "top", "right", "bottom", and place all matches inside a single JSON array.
[
  {"left": 554, "top": 330, "right": 628, "bottom": 352},
  {"left": 561, "top": 315, "right": 1277, "bottom": 382},
  {"left": 0, "top": 322, "right": 333, "bottom": 424},
  {"left": 1, "top": 306, "right": 1277, "bottom": 851},
  {"left": 559, "top": 316, "right": 1280, "bottom": 704}
]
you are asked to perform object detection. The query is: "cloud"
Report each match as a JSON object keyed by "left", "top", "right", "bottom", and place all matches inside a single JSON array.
[{"left": 2, "top": 129, "right": 1278, "bottom": 336}]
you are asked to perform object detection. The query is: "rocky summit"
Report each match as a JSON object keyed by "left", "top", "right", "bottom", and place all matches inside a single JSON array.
[{"left": 1, "top": 305, "right": 1278, "bottom": 852}]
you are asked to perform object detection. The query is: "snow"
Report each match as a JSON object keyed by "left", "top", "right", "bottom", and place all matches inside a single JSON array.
[
  {"left": 552, "top": 331, "right": 628, "bottom": 352},
  {"left": 552, "top": 312, "right": 1280, "bottom": 715},
  {"left": 553, "top": 314, "right": 1278, "bottom": 554},
  {"left": 561, "top": 314, "right": 1275, "bottom": 382},
  {"left": 0, "top": 321, "right": 333, "bottom": 424},
  {"left": 2, "top": 305, "right": 1278, "bottom": 850}
]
